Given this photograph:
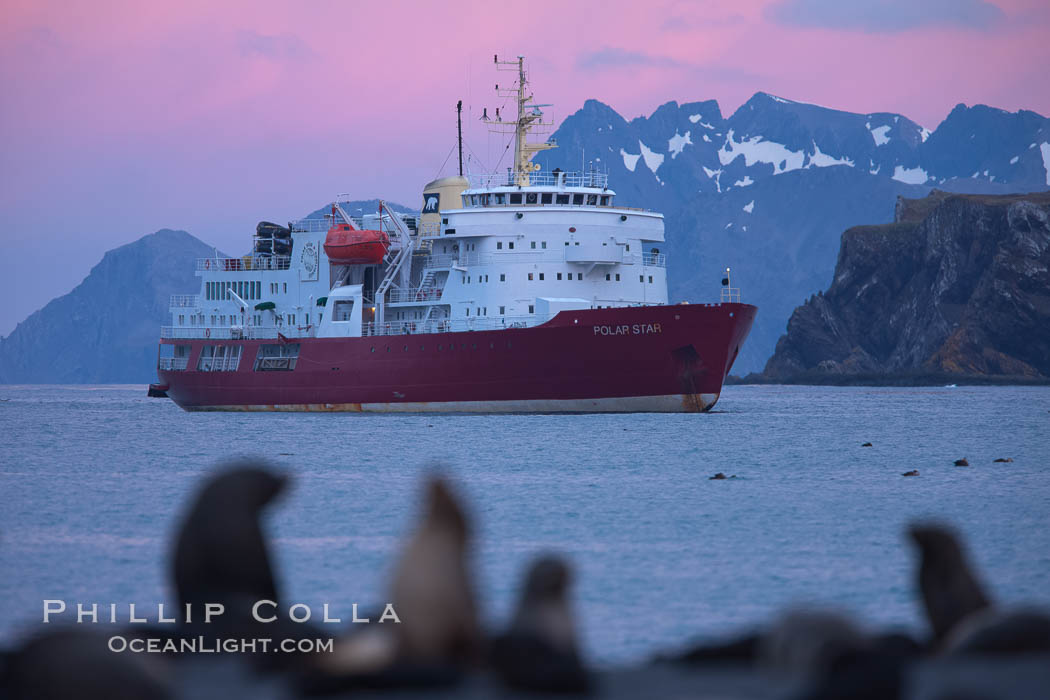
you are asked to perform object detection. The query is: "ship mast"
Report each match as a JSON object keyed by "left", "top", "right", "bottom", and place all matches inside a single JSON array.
[{"left": 484, "top": 55, "right": 556, "bottom": 186}]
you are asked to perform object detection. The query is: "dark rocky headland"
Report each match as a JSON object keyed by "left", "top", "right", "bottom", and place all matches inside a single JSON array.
[{"left": 745, "top": 190, "right": 1050, "bottom": 385}]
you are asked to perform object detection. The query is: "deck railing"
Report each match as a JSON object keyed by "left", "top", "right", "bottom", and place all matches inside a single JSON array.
[
  {"left": 158, "top": 357, "right": 189, "bottom": 370},
  {"left": 467, "top": 170, "right": 609, "bottom": 189},
  {"left": 169, "top": 295, "right": 200, "bottom": 308},
  {"left": 363, "top": 314, "right": 549, "bottom": 337},
  {"left": 196, "top": 256, "right": 290, "bottom": 272},
  {"left": 387, "top": 287, "right": 444, "bottom": 303},
  {"left": 160, "top": 326, "right": 285, "bottom": 340},
  {"left": 720, "top": 287, "right": 741, "bottom": 303}
]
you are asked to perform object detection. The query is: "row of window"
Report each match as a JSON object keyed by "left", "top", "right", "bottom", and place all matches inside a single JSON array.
[
  {"left": 438, "top": 241, "right": 637, "bottom": 253},
  {"left": 206, "top": 280, "right": 260, "bottom": 301},
  {"left": 467, "top": 192, "right": 612, "bottom": 207},
  {"left": 459, "top": 271, "right": 657, "bottom": 285},
  {"left": 204, "top": 280, "right": 289, "bottom": 302}
]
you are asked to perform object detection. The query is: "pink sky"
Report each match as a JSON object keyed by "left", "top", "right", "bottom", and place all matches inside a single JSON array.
[{"left": 2, "top": 0, "right": 1049, "bottom": 335}]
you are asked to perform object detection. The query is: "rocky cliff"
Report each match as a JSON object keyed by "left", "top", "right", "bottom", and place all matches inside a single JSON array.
[
  {"left": 0, "top": 229, "right": 219, "bottom": 384},
  {"left": 762, "top": 190, "right": 1050, "bottom": 381}
]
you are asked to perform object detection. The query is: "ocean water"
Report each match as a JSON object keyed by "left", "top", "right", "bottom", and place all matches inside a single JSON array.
[{"left": 1, "top": 384, "right": 1048, "bottom": 664}]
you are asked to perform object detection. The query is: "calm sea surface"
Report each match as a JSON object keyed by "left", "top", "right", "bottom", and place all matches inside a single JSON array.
[{"left": 1, "top": 384, "right": 1048, "bottom": 663}]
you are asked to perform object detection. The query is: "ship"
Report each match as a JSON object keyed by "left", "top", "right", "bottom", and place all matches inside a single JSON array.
[{"left": 150, "top": 56, "right": 756, "bottom": 412}]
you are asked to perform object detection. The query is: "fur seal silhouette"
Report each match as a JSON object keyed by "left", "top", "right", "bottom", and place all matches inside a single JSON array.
[
  {"left": 953, "top": 458, "right": 970, "bottom": 467},
  {"left": 908, "top": 523, "right": 991, "bottom": 645},
  {"left": 862, "top": 442, "right": 873, "bottom": 447},
  {"left": 993, "top": 457, "right": 1013, "bottom": 463},
  {"left": 943, "top": 608, "right": 1050, "bottom": 656},
  {"left": 491, "top": 555, "right": 590, "bottom": 692},
  {"left": 902, "top": 470, "right": 920, "bottom": 477},
  {"left": 172, "top": 463, "right": 288, "bottom": 611},
  {"left": 390, "top": 476, "right": 481, "bottom": 666},
  {"left": 1, "top": 629, "right": 172, "bottom": 700},
  {"left": 759, "top": 609, "right": 866, "bottom": 675}
]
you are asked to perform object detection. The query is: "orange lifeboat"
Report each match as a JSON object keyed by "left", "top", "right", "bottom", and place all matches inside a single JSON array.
[{"left": 324, "top": 224, "right": 390, "bottom": 265}]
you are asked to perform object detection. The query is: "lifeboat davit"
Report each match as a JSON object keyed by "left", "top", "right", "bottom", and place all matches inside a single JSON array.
[{"left": 324, "top": 224, "right": 390, "bottom": 265}]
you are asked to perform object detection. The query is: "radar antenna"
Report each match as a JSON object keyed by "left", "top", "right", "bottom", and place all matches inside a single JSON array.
[{"left": 482, "top": 55, "right": 556, "bottom": 186}]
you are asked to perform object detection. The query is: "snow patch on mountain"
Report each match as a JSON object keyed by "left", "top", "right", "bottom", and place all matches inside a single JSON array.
[
  {"left": 735, "top": 175, "right": 754, "bottom": 187},
  {"left": 702, "top": 166, "right": 723, "bottom": 192},
  {"left": 620, "top": 148, "right": 640, "bottom": 172},
  {"left": 718, "top": 130, "right": 804, "bottom": 174},
  {"left": 1010, "top": 156, "right": 1020, "bottom": 164},
  {"left": 702, "top": 134, "right": 711, "bottom": 142},
  {"left": 743, "top": 200, "right": 755, "bottom": 213},
  {"left": 868, "top": 124, "right": 891, "bottom": 146},
  {"left": 1041, "top": 143, "right": 1050, "bottom": 185},
  {"left": 892, "top": 165, "right": 929, "bottom": 185},
  {"left": 920, "top": 127, "right": 932, "bottom": 142},
  {"left": 638, "top": 140, "right": 664, "bottom": 173},
  {"left": 668, "top": 131, "right": 692, "bottom": 159},
  {"left": 689, "top": 114, "right": 716, "bottom": 129},
  {"left": 807, "top": 142, "right": 855, "bottom": 168}
]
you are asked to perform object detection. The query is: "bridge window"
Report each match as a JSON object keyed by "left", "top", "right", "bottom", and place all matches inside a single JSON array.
[
  {"left": 556, "top": 194, "right": 570, "bottom": 204},
  {"left": 510, "top": 193, "right": 522, "bottom": 204},
  {"left": 587, "top": 194, "right": 597, "bottom": 205},
  {"left": 495, "top": 194, "right": 505, "bottom": 204},
  {"left": 541, "top": 193, "right": 553, "bottom": 204},
  {"left": 526, "top": 193, "right": 537, "bottom": 204},
  {"left": 601, "top": 195, "right": 609, "bottom": 206},
  {"left": 573, "top": 194, "right": 584, "bottom": 205}
]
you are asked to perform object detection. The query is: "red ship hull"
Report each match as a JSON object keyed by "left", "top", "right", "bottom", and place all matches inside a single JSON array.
[{"left": 157, "top": 303, "right": 755, "bottom": 413}]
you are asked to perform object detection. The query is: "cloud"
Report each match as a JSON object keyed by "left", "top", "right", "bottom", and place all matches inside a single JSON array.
[
  {"left": 576, "top": 48, "right": 684, "bottom": 71},
  {"left": 235, "top": 31, "right": 313, "bottom": 61},
  {"left": 766, "top": 0, "right": 1006, "bottom": 33}
]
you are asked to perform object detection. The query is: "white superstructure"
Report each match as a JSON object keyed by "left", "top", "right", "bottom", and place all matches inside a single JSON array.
[{"left": 161, "top": 56, "right": 668, "bottom": 349}]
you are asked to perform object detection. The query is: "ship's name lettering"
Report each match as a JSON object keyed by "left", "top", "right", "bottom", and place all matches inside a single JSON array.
[{"left": 593, "top": 323, "right": 662, "bottom": 336}]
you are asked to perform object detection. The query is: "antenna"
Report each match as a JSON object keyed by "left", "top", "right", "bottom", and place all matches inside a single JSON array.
[
  {"left": 457, "top": 100, "right": 464, "bottom": 177},
  {"left": 482, "top": 55, "right": 556, "bottom": 186}
]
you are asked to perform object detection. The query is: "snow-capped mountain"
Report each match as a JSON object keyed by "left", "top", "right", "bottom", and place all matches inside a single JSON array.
[{"left": 534, "top": 94, "right": 1050, "bottom": 374}]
